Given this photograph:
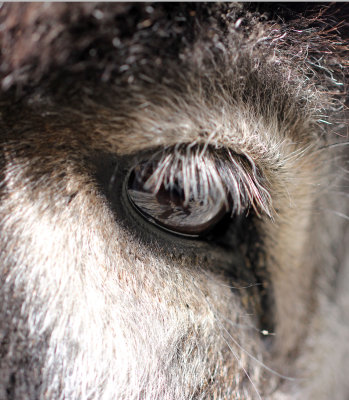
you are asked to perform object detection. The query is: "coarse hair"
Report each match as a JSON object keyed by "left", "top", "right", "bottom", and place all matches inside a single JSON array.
[{"left": 0, "top": 3, "right": 348, "bottom": 399}]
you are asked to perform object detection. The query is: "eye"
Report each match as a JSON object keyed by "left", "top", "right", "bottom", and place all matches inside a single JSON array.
[
  {"left": 127, "top": 161, "right": 228, "bottom": 237},
  {"left": 125, "top": 146, "right": 271, "bottom": 238}
]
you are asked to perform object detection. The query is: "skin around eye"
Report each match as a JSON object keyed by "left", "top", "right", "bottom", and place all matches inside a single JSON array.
[{"left": 126, "top": 168, "right": 228, "bottom": 237}]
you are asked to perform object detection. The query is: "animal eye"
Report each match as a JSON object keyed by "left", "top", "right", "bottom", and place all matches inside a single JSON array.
[
  {"left": 125, "top": 146, "right": 272, "bottom": 238},
  {"left": 126, "top": 161, "right": 228, "bottom": 237}
]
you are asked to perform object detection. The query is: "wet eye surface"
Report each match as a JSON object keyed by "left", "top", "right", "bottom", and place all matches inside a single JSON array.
[
  {"left": 125, "top": 145, "right": 271, "bottom": 238},
  {"left": 127, "top": 163, "right": 228, "bottom": 237}
]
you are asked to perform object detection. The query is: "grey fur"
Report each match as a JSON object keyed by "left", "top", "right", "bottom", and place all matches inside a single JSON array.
[{"left": 0, "top": 3, "right": 348, "bottom": 399}]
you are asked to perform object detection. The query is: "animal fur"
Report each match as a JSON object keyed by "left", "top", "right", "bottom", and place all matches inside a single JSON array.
[{"left": 0, "top": 3, "right": 348, "bottom": 399}]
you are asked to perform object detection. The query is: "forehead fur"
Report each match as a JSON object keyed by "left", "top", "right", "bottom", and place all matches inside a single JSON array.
[
  {"left": 0, "top": 3, "right": 347, "bottom": 162},
  {"left": 0, "top": 3, "right": 348, "bottom": 93}
]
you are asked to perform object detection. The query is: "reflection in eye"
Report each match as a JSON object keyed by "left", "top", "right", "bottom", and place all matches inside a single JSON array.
[
  {"left": 127, "top": 167, "right": 228, "bottom": 237},
  {"left": 126, "top": 145, "right": 272, "bottom": 237}
]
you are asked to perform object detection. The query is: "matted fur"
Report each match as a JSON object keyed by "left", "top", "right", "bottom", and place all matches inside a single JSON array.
[{"left": 0, "top": 3, "right": 348, "bottom": 400}]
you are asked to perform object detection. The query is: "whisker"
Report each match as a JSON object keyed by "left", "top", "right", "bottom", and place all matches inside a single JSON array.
[
  {"left": 218, "top": 322, "right": 263, "bottom": 400},
  {"left": 194, "top": 275, "right": 299, "bottom": 383},
  {"left": 198, "top": 266, "right": 262, "bottom": 290},
  {"left": 321, "top": 209, "right": 349, "bottom": 221},
  {"left": 216, "top": 315, "right": 299, "bottom": 382},
  {"left": 318, "top": 141, "right": 349, "bottom": 150},
  {"left": 215, "top": 308, "right": 274, "bottom": 336}
]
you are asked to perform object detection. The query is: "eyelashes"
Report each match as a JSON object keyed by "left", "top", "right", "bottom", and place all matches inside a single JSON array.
[{"left": 126, "top": 144, "right": 272, "bottom": 237}]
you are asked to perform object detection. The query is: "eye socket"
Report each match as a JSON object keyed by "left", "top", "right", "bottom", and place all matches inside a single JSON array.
[{"left": 127, "top": 162, "right": 228, "bottom": 237}]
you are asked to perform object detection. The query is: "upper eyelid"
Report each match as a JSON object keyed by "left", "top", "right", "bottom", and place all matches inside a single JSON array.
[{"left": 131, "top": 144, "right": 273, "bottom": 219}]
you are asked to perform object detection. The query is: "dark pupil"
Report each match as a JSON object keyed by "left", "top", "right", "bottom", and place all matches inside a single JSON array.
[
  {"left": 156, "top": 182, "right": 187, "bottom": 208},
  {"left": 126, "top": 162, "right": 227, "bottom": 237}
]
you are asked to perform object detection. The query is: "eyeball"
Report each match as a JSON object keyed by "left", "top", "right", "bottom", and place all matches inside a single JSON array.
[
  {"left": 125, "top": 145, "right": 271, "bottom": 237},
  {"left": 126, "top": 162, "right": 228, "bottom": 237}
]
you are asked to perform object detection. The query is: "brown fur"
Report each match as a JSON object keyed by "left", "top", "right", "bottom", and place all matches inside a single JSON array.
[{"left": 0, "top": 3, "right": 348, "bottom": 399}]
